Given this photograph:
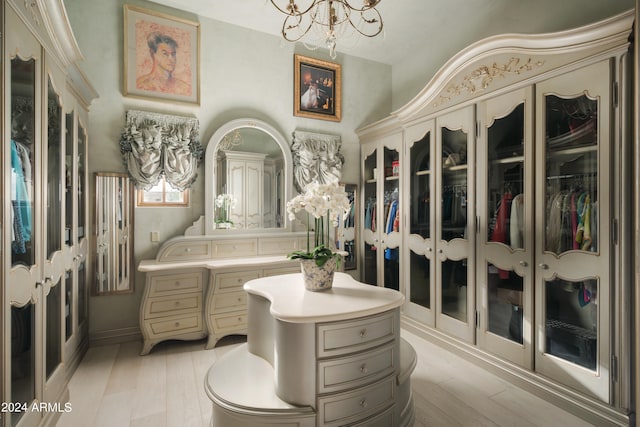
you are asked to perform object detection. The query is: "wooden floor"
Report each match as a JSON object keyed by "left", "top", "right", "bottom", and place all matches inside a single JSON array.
[{"left": 56, "top": 329, "right": 593, "bottom": 427}]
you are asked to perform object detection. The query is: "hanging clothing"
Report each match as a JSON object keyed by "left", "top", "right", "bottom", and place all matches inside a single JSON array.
[
  {"left": 491, "top": 191, "right": 513, "bottom": 279},
  {"left": 384, "top": 199, "right": 399, "bottom": 261},
  {"left": 509, "top": 194, "right": 524, "bottom": 249},
  {"left": 11, "top": 140, "right": 32, "bottom": 254}
]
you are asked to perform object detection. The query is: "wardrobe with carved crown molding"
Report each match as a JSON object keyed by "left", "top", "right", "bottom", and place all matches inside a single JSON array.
[
  {"left": 357, "top": 10, "right": 635, "bottom": 426},
  {"left": 1, "top": 0, "right": 97, "bottom": 426}
]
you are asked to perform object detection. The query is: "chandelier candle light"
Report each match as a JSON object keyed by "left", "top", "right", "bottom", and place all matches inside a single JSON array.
[
  {"left": 270, "top": 0, "right": 384, "bottom": 59},
  {"left": 287, "top": 182, "right": 351, "bottom": 291}
]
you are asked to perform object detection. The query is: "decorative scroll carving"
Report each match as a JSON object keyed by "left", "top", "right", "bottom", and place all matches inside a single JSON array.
[
  {"left": 434, "top": 57, "right": 545, "bottom": 107},
  {"left": 24, "top": 0, "right": 40, "bottom": 26},
  {"left": 291, "top": 130, "right": 343, "bottom": 193},
  {"left": 120, "top": 110, "right": 203, "bottom": 191}
]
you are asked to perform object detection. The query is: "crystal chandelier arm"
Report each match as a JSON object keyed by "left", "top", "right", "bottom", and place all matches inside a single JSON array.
[
  {"left": 347, "top": 7, "right": 383, "bottom": 37},
  {"left": 342, "top": 0, "right": 381, "bottom": 12},
  {"left": 270, "top": 0, "right": 319, "bottom": 17},
  {"left": 282, "top": 13, "right": 315, "bottom": 42}
]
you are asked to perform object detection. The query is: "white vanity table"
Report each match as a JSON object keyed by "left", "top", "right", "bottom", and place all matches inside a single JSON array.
[
  {"left": 137, "top": 233, "right": 306, "bottom": 355},
  {"left": 205, "top": 273, "right": 416, "bottom": 427}
]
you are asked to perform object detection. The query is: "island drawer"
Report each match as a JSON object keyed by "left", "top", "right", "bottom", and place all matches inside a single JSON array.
[
  {"left": 317, "top": 376, "right": 394, "bottom": 427},
  {"left": 318, "top": 342, "right": 396, "bottom": 394},
  {"left": 317, "top": 311, "right": 396, "bottom": 358}
]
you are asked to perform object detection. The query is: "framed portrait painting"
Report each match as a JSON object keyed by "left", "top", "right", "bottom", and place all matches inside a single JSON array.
[
  {"left": 124, "top": 5, "right": 200, "bottom": 104},
  {"left": 294, "top": 54, "right": 341, "bottom": 122}
]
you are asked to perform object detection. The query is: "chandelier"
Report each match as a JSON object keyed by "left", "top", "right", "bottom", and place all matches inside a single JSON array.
[
  {"left": 218, "top": 130, "right": 243, "bottom": 152},
  {"left": 270, "top": 0, "right": 384, "bottom": 59}
]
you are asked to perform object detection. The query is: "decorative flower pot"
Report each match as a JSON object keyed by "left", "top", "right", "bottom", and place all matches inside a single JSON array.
[{"left": 299, "top": 256, "right": 337, "bottom": 292}]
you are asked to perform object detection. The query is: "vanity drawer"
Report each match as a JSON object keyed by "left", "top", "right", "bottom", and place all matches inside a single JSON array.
[
  {"left": 148, "top": 314, "right": 203, "bottom": 337},
  {"left": 258, "top": 237, "right": 301, "bottom": 255},
  {"left": 317, "top": 376, "right": 395, "bottom": 427},
  {"left": 160, "top": 241, "right": 211, "bottom": 260},
  {"left": 211, "top": 291, "right": 247, "bottom": 313},
  {"left": 149, "top": 271, "right": 203, "bottom": 296},
  {"left": 145, "top": 293, "right": 202, "bottom": 319},
  {"left": 318, "top": 342, "right": 396, "bottom": 394},
  {"left": 317, "top": 311, "right": 396, "bottom": 358},
  {"left": 214, "top": 271, "right": 260, "bottom": 291},
  {"left": 211, "top": 311, "right": 248, "bottom": 332},
  {"left": 262, "top": 265, "right": 300, "bottom": 277},
  {"left": 212, "top": 239, "right": 257, "bottom": 258}
]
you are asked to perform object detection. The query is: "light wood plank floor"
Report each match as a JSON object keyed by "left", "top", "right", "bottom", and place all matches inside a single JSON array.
[{"left": 56, "top": 329, "right": 593, "bottom": 427}]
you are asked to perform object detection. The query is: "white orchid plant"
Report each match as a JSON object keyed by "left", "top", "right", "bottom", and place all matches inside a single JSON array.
[
  {"left": 286, "top": 181, "right": 352, "bottom": 267},
  {"left": 215, "top": 193, "right": 236, "bottom": 225}
]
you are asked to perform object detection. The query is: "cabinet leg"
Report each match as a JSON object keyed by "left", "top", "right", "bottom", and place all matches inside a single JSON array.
[
  {"left": 205, "top": 335, "right": 219, "bottom": 350},
  {"left": 140, "top": 341, "right": 154, "bottom": 356}
]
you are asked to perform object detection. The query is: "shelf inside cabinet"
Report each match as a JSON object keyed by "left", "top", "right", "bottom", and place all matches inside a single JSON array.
[
  {"left": 490, "top": 156, "right": 524, "bottom": 165},
  {"left": 385, "top": 175, "right": 400, "bottom": 182},
  {"left": 443, "top": 164, "right": 468, "bottom": 172},
  {"left": 415, "top": 170, "right": 431, "bottom": 176},
  {"left": 546, "top": 145, "right": 597, "bottom": 158}
]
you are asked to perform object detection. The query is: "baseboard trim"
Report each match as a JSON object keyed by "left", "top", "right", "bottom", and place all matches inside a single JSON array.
[
  {"left": 90, "top": 326, "right": 142, "bottom": 347},
  {"left": 401, "top": 316, "right": 631, "bottom": 427}
]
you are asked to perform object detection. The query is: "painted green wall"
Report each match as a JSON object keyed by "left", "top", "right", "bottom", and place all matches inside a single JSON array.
[{"left": 391, "top": 0, "right": 635, "bottom": 109}]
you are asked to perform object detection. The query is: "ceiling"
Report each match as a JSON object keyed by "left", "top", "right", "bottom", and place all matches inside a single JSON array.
[
  {"left": 143, "top": 0, "right": 499, "bottom": 66},
  {"left": 146, "top": 1, "right": 634, "bottom": 68}
]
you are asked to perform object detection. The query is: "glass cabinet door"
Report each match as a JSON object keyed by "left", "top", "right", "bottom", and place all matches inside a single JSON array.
[
  {"left": 535, "top": 60, "right": 611, "bottom": 402},
  {"left": 405, "top": 121, "right": 435, "bottom": 325},
  {"left": 77, "top": 124, "right": 87, "bottom": 242},
  {"left": 435, "top": 106, "right": 475, "bottom": 343},
  {"left": 477, "top": 88, "right": 534, "bottom": 368},
  {"left": 362, "top": 145, "right": 378, "bottom": 285},
  {"left": 64, "top": 112, "right": 74, "bottom": 248},
  {"left": 381, "top": 145, "right": 401, "bottom": 290},
  {"left": 45, "top": 75, "right": 64, "bottom": 381},
  {"left": 9, "top": 52, "right": 40, "bottom": 427}
]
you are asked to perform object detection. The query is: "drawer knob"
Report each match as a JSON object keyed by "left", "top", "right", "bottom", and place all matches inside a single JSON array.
[
  {"left": 359, "top": 364, "right": 367, "bottom": 374},
  {"left": 237, "top": 317, "right": 242, "bottom": 322},
  {"left": 237, "top": 278, "right": 242, "bottom": 283},
  {"left": 237, "top": 298, "right": 242, "bottom": 302},
  {"left": 359, "top": 399, "right": 368, "bottom": 408},
  {"left": 175, "top": 301, "right": 180, "bottom": 306},
  {"left": 359, "top": 328, "right": 367, "bottom": 338},
  {"left": 174, "top": 281, "right": 180, "bottom": 287},
  {"left": 174, "top": 322, "right": 180, "bottom": 327}
]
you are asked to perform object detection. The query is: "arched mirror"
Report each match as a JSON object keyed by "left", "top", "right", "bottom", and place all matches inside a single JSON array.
[{"left": 204, "top": 118, "right": 293, "bottom": 234}]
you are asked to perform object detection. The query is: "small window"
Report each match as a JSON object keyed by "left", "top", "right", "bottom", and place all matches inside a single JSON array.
[{"left": 137, "top": 177, "right": 189, "bottom": 207}]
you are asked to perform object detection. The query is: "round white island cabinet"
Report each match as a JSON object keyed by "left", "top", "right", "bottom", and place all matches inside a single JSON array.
[{"left": 205, "top": 272, "right": 416, "bottom": 426}]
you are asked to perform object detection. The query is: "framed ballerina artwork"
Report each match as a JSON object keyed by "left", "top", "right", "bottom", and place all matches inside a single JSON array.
[{"left": 294, "top": 54, "right": 341, "bottom": 122}]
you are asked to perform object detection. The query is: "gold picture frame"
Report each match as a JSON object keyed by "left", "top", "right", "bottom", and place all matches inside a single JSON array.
[
  {"left": 294, "top": 54, "right": 341, "bottom": 122},
  {"left": 124, "top": 5, "right": 200, "bottom": 105}
]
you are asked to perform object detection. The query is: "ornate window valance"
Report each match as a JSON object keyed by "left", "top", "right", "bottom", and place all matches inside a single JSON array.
[
  {"left": 120, "top": 110, "right": 203, "bottom": 191},
  {"left": 291, "top": 130, "right": 343, "bottom": 193}
]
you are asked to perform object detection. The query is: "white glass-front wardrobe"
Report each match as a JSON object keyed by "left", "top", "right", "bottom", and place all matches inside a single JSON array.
[
  {"left": 358, "top": 11, "right": 634, "bottom": 425},
  {"left": 1, "top": 1, "right": 97, "bottom": 426}
]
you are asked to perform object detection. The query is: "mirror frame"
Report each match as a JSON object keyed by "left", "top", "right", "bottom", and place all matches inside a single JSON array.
[
  {"left": 94, "top": 172, "right": 135, "bottom": 295},
  {"left": 204, "top": 118, "right": 293, "bottom": 234}
]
